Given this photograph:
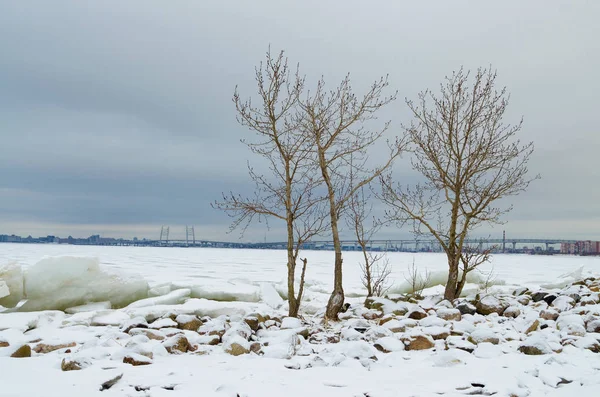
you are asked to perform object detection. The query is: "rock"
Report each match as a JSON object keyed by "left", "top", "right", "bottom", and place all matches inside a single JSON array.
[
  {"left": 364, "top": 326, "right": 393, "bottom": 341},
  {"left": 531, "top": 292, "right": 548, "bottom": 303},
  {"left": 573, "top": 336, "right": 600, "bottom": 353},
  {"left": 476, "top": 296, "right": 507, "bottom": 316},
  {"left": 425, "top": 327, "right": 450, "bottom": 340},
  {"left": 456, "top": 302, "right": 477, "bottom": 315},
  {"left": 163, "top": 334, "right": 190, "bottom": 354},
  {"left": 222, "top": 322, "right": 252, "bottom": 344},
  {"left": 447, "top": 336, "right": 476, "bottom": 353},
  {"left": 100, "top": 374, "right": 123, "bottom": 391},
  {"left": 362, "top": 311, "right": 383, "bottom": 320},
  {"left": 540, "top": 309, "right": 559, "bottom": 321},
  {"left": 381, "top": 319, "right": 405, "bottom": 333},
  {"left": 121, "top": 317, "right": 149, "bottom": 333},
  {"left": 407, "top": 307, "right": 428, "bottom": 320},
  {"left": 243, "top": 316, "right": 260, "bottom": 331},
  {"left": 586, "top": 319, "right": 600, "bottom": 333},
  {"left": 581, "top": 295, "right": 600, "bottom": 306},
  {"left": 280, "top": 317, "right": 303, "bottom": 329},
  {"left": 250, "top": 342, "right": 262, "bottom": 354},
  {"left": 469, "top": 329, "right": 500, "bottom": 345},
  {"left": 542, "top": 294, "right": 558, "bottom": 305},
  {"left": 517, "top": 295, "right": 531, "bottom": 306},
  {"left": 568, "top": 293, "right": 581, "bottom": 303},
  {"left": 33, "top": 342, "right": 76, "bottom": 354},
  {"left": 176, "top": 314, "right": 202, "bottom": 331},
  {"left": 437, "top": 308, "right": 462, "bottom": 321},
  {"left": 123, "top": 354, "right": 152, "bottom": 366},
  {"left": 226, "top": 342, "right": 250, "bottom": 356},
  {"left": 61, "top": 358, "right": 83, "bottom": 371},
  {"left": 519, "top": 336, "right": 552, "bottom": 355},
  {"left": 198, "top": 335, "right": 220, "bottom": 345},
  {"left": 525, "top": 319, "right": 540, "bottom": 334},
  {"left": 0, "top": 341, "right": 9, "bottom": 348},
  {"left": 513, "top": 287, "right": 529, "bottom": 296},
  {"left": 405, "top": 334, "right": 435, "bottom": 350},
  {"left": 503, "top": 306, "right": 521, "bottom": 318},
  {"left": 10, "top": 345, "right": 31, "bottom": 358},
  {"left": 374, "top": 337, "right": 405, "bottom": 353},
  {"left": 149, "top": 318, "right": 178, "bottom": 329},
  {"left": 129, "top": 328, "right": 165, "bottom": 341},
  {"left": 378, "top": 315, "right": 395, "bottom": 326},
  {"left": 551, "top": 296, "right": 575, "bottom": 312},
  {"left": 364, "top": 297, "right": 384, "bottom": 311},
  {"left": 557, "top": 314, "right": 586, "bottom": 337}
]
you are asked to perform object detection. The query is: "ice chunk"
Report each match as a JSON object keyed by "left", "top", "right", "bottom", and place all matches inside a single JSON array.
[
  {"left": 187, "top": 281, "right": 260, "bottom": 302},
  {"left": 0, "top": 280, "right": 9, "bottom": 300},
  {"left": 65, "top": 301, "right": 112, "bottom": 314},
  {"left": 126, "top": 288, "right": 190, "bottom": 308},
  {"left": 260, "top": 283, "right": 284, "bottom": 308},
  {"left": 91, "top": 311, "right": 131, "bottom": 326},
  {"left": 18, "top": 256, "right": 148, "bottom": 312},
  {"left": 0, "top": 261, "right": 24, "bottom": 308}
]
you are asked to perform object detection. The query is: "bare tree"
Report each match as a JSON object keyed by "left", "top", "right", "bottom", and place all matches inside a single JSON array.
[
  {"left": 346, "top": 185, "right": 391, "bottom": 298},
  {"left": 380, "top": 67, "right": 539, "bottom": 301},
  {"left": 213, "top": 50, "right": 326, "bottom": 317},
  {"left": 299, "top": 75, "right": 404, "bottom": 319},
  {"left": 404, "top": 260, "right": 431, "bottom": 299}
]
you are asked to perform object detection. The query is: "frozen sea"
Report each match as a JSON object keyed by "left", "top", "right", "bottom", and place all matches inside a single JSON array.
[{"left": 1, "top": 243, "right": 600, "bottom": 306}]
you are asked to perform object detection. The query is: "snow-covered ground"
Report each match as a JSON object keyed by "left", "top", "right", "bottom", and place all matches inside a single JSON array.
[{"left": 1, "top": 243, "right": 600, "bottom": 397}]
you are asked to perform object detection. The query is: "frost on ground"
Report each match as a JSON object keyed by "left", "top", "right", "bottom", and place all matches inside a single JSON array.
[{"left": 1, "top": 252, "right": 600, "bottom": 396}]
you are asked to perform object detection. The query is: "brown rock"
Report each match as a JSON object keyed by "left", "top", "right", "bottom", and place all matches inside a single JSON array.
[
  {"left": 408, "top": 308, "right": 428, "bottom": 320},
  {"left": 250, "top": 342, "right": 262, "bottom": 354},
  {"left": 61, "top": 358, "right": 82, "bottom": 371},
  {"left": 405, "top": 334, "right": 435, "bottom": 350},
  {"left": 123, "top": 354, "right": 152, "bottom": 366},
  {"left": 129, "top": 328, "right": 165, "bottom": 341},
  {"left": 0, "top": 341, "right": 9, "bottom": 348},
  {"left": 33, "top": 342, "right": 76, "bottom": 354},
  {"left": 476, "top": 296, "right": 508, "bottom": 316},
  {"left": 244, "top": 316, "right": 260, "bottom": 332},
  {"left": 437, "top": 309, "right": 462, "bottom": 322},
  {"left": 10, "top": 345, "right": 31, "bottom": 358},
  {"left": 163, "top": 334, "right": 190, "bottom": 354},
  {"left": 363, "top": 311, "right": 383, "bottom": 320},
  {"left": 378, "top": 315, "right": 395, "bottom": 326},
  {"left": 177, "top": 316, "right": 203, "bottom": 331},
  {"left": 503, "top": 307, "right": 521, "bottom": 319},
  {"left": 526, "top": 319, "right": 540, "bottom": 334},
  {"left": 540, "top": 310, "right": 559, "bottom": 321},
  {"left": 518, "top": 345, "right": 547, "bottom": 355},
  {"left": 226, "top": 342, "right": 249, "bottom": 356}
]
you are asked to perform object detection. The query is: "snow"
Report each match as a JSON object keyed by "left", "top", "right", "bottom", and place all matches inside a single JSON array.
[{"left": 1, "top": 245, "right": 600, "bottom": 396}]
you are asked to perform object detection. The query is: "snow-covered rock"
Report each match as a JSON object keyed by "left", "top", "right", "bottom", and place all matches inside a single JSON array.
[
  {"left": 280, "top": 317, "right": 303, "bottom": 329},
  {"left": 519, "top": 334, "right": 553, "bottom": 355},
  {"left": 374, "top": 336, "right": 405, "bottom": 353},
  {"left": 436, "top": 308, "right": 461, "bottom": 321},
  {"left": 476, "top": 295, "right": 507, "bottom": 316}
]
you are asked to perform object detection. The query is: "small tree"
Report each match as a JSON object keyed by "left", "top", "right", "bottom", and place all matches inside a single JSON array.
[
  {"left": 346, "top": 185, "right": 391, "bottom": 298},
  {"left": 214, "top": 50, "right": 326, "bottom": 317},
  {"left": 380, "top": 67, "right": 538, "bottom": 301},
  {"left": 299, "top": 75, "right": 403, "bottom": 319}
]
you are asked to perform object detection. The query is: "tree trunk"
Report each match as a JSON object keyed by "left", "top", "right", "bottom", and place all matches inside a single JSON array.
[
  {"left": 325, "top": 216, "right": 344, "bottom": 319},
  {"left": 444, "top": 254, "right": 460, "bottom": 301},
  {"left": 286, "top": 208, "right": 298, "bottom": 317}
]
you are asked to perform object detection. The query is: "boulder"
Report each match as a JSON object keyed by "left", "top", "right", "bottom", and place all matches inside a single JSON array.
[
  {"left": 531, "top": 292, "right": 548, "bottom": 303},
  {"left": 586, "top": 319, "right": 600, "bottom": 333},
  {"left": 374, "top": 337, "right": 405, "bottom": 353},
  {"left": 61, "top": 358, "right": 83, "bottom": 371},
  {"left": 10, "top": 345, "right": 31, "bottom": 358},
  {"left": 407, "top": 307, "right": 428, "bottom": 320},
  {"left": 225, "top": 342, "right": 250, "bottom": 356},
  {"left": 525, "top": 319, "right": 540, "bottom": 334},
  {"left": 176, "top": 314, "right": 202, "bottom": 331},
  {"left": 123, "top": 354, "right": 152, "bottom": 366},
  {"left": 551, "top": 296, "right": 575, "bottom": 312},
  {"left": 405, "top": 334, "right": 435, "bottom": 350},
  {"left": 542, "top": 294, "right": 558, "bottom": 305},
  {"left": 476, "top": 296, "right": 507, "bottom": 316},
  {"left": 469, "top": 329, "right": 500, "bottom": 345},
  {"left": 519, "top": 336, "right": 552, "bottom": 355},
  {"left": 540, "top": 310, "right": 559, "bottom": 321},
  {"left": 503, "top": 306, "right": 521, "bottom": 319},
  {"left": 163, "top": 334, "right": 191, "bottom": 354},
  {"left": 129, "top": 328, "right": 165, "bottom": 341},
  {"left": 517, "top": 295, "right": 531, "bottom": 306},
  {"left": 456, "top": 302, "right": 477, "bottom": 315},
  {"left": 436, "top": 308, "right": 462, "bottom": 322},
  {"left": 33, "top": 342, "right": 76, "bottom": 354},
  {"left": 243, "top": 316, "right": 260, "bottom": 332}
]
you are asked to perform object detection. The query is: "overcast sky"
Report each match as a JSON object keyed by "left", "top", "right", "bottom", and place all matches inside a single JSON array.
[{"left": 0, "top": 0, "right": 598, "bottom": 242}]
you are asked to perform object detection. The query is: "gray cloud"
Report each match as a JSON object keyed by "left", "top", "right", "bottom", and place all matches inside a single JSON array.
[{"left": 0, "top": 0, "right": 598, "bottom": 240}]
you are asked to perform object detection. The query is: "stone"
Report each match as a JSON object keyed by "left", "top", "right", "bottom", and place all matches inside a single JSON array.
[
  {"left": 586, "top": 319, "right": 600, "bottom": 333},
  {"left": 405, "top": 334, "right": 435, "bottom": 350},
  {"left": 123, "top": 354, "right": 152, "bottom": 366},
  {"left": 551, "top": 296, "right": 575, "bottom": 312},
  {"left": 250, "top": 342, "right": 262, "bottom": 354},
  {"left": 407, "top": 308, "right": 428, "bottom": 320},
  {"left": 525, "top": 319, "right": 540, "bottom": 334},
  {"left": 381, "top": 319, "right": 405, "bottom": 333},
  {"left": 61, "top": 358, "right": 83, "bottom": 371},
  {"left": 542, "top": 294, "right": 558, "bottom": 305},
  {"left": 374, "top": 337, "right": 405, "bottom": 353},
  {"left": 503, "top": 306, "right": 521, "bottom": 318},
  {"left": 581, "top": 295, "right": 600, "bottom": 306},
  {"left": 425, "top": 327, "right": 450, "bottom": 340},
  {"left": 517, "top": 295, "right": 531, "bottom": 306},
  {"left": 129, "top": 328, "right": 165, "bottom": 341},
  {"left": 476, "top": 296, "right": 507, "bottom": 316},
  {"left": 33, "top": 342, "right": 76, "bottom": 354},
  {"left": 378, "top": 315, "right": 395, "bottom": 326},
  {"left": 364, "top": 297, "right": 384, "bottom": 311},
  {"left": 0, "top": 341, "right": 9, "bottom": 348},
  {"left": 513, "top": 287, "right": 529, "bottom": 296},
  {"left": 531, "top": 292, "right": 548, "bottom": 302},
  {"left": 456, "top": 302, "right": 476, "bottom": 315},
  {"left": 363, "top": 311, "right": 383, "bottom": 320},
  {"left": 176, "top": 315, "right": 202, "bottom": 331},
  {"left": 225, "top": 342, "right": 250, "bottom": 356},
  {"left": 244, "top": 316, "right": 260, "bottom": 331},
  {"left": 468, "top": 329, "right": 500, "bottom": 345},
  {"left": 10, "top": 345, "right": 31, "bottom": 358},
  {"left": 437, "top": 308, "right": 462, "bottom": 322},
  {"left": 100, "top": 374, "right": 123, "bottom": 391},
  {"left": 519, "top": 336, "right": 552, "bottom": 355},
  {"left": 540, "top": 309, "right": 559, "bottom": 321},
  {"left": 163, "top": 334, "right": 190, "bottom": 354}
]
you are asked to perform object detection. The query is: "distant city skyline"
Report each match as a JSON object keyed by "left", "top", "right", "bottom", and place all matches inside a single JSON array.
[{"left": 1, "top": 1, "right": 599, "bottom": 241}]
